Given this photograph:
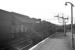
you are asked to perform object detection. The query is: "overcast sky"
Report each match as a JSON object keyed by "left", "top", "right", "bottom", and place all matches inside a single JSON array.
[{"left": 0, "top": 0, "right": 75, "bottom": 25}]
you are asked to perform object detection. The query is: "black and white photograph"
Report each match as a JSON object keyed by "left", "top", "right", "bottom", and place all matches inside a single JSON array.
[{"left": 0, "top": 0, "right": 75, "bottom": 50}]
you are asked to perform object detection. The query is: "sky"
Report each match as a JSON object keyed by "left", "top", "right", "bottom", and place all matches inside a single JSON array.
[{"left": 0, "top": 0, "right": 75, "bottom": 25}]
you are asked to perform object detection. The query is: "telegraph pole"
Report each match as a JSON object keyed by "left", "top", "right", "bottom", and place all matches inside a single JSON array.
[
  {"left": 55, "top": 14, "right": 68, "bottom": 36},
  {"left": 65, "top": 2, "right": 74, "bottom": 48},
  {"left": 60, "top": 15, "right": 68, "bottom": 36}
]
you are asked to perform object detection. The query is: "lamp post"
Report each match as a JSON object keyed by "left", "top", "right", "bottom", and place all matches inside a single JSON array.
[{"left": 65, "top": 2, "right": 74, "bottom": 48}]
